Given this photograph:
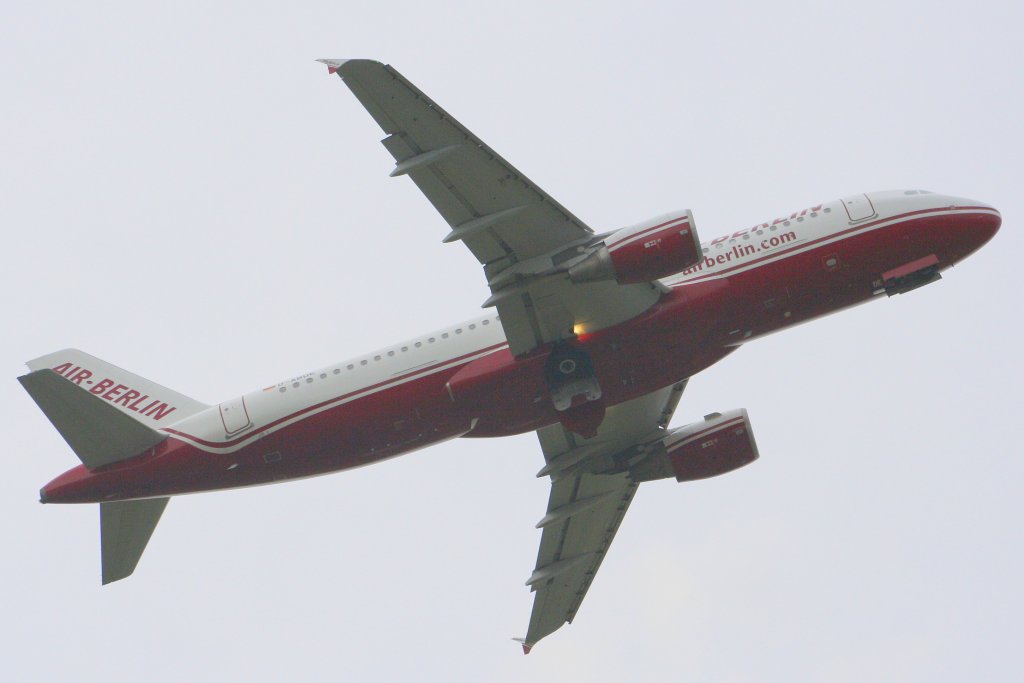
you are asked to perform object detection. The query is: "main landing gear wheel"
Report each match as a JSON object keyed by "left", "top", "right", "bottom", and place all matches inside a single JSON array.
[{"left": 543, "top": 343, "right": 605, "bottom": 438}]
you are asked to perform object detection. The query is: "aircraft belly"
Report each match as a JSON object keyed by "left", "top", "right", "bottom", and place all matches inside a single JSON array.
[
  {"left": 55, "top": 371, "right": 475, "bottom": 502},
  {"left": 48, "top": 210, "right": 997, "bottom": 503},
  {"left": 711, "top": 220, "right": 915, "bottom": 343},
  {"left": 460, "top": 289, "right": 734, "bottom": 437}
]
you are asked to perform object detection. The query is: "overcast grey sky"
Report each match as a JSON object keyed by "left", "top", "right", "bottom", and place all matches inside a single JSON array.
[{"left": 3, "top": 1, "right": 1021, "bottom": 680}]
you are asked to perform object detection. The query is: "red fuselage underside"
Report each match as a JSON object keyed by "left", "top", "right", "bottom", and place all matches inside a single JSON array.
[{"left": 41, "top": 209, "right": 998, "bottom": 503}]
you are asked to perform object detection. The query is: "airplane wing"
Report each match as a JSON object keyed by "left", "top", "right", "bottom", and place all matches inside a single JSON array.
[
  {"left": 321, "top": 59, "right": 663, "bottom": 355},
  {"left": 520, "top": 380, "right": 687, "bottom": 652}
]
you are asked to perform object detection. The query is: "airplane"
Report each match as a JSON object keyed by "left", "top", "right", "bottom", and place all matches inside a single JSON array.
[{"left": 19, "top": 59, "right": 1001, "bottom": 653}]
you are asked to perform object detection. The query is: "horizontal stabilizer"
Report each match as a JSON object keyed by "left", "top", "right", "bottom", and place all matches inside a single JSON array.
[
  {"left": 101, "top": 497, "right": 169, "bottom": 584},
  {"left": 18, "top": 369, "right": 167, "bottom": 469}
]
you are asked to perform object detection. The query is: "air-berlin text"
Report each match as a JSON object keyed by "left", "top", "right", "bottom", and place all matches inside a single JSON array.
[
  {"left": 50, "top": 362, "right": 177, "bottom": 420},
  {"left": 681, "top": 230, "right": 798, "bottom": 276}
]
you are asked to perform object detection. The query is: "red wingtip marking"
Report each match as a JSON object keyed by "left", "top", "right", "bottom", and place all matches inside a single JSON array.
[
  {"left": 327, "top": 66, "right": 339, "bottom": 74},
  {"left": 522, "top": 643, "right": 532, "bottom": 655}
]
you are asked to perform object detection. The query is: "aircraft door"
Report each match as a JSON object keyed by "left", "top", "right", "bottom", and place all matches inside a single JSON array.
[
  {"left": 840, "top": 194, "right": 877, "bottom": 222},
  {"left": 219, "top": 397, "right": 252, "bottom": 435}
]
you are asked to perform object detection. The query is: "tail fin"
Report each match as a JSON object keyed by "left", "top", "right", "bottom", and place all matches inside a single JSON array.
[
  {"left": 26, "top": 349, "right": 208, "bottom": 426},
  {"left": 19, "top": 369, "right": 167, "bottom": 469},
  {"left": 19, "top": 349, "right": 208, "bottom": 469},
  {"left": 19, "top": 349, "right": 203, "bottom": 584},
  {"left": 101, "top": 497, "right": 169, "bottom": 584}
]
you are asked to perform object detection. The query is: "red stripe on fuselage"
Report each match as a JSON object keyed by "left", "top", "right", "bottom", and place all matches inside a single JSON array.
[
  {"left": 163, "top": 341, "right": 509, "bottom": 449},
  {"left": 165, "top": 208, "right": 992, "bottom": 451},
  {"left": 677, "top": 207, "right": 994, "bottom": 284},
  {"left": 43, "top": 205, "right": 997, "bottom": 503}
]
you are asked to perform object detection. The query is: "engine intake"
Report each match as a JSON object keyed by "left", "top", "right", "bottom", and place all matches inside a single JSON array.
[{"left": 569, "top": 210, "right": 701, "bottom": 285}]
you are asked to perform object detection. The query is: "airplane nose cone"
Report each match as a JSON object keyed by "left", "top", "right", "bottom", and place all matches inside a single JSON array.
[
  {"left": 975, "top": 207, "right": 1001, "bottom": 245},
  {"left": 959, "top": 201, "right": 1001, "bottom": 252},
  {"left": 936, "top": 195, "right": 1001, "bottom": 256}
]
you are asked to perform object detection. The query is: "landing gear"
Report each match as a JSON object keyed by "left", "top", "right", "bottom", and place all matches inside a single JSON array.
[{"left": 544, "top": 343, "right": 605, "bottom": 438}]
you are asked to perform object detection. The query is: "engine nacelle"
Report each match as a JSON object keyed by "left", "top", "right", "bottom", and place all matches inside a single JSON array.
[
  {"left": 569, "top": 210, "right": 701, "bottom": 285},
  {"left": 630, "top": 409, "right": 759, "bottom": 483}
]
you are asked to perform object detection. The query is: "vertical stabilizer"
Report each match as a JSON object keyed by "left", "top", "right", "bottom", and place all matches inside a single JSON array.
[
  {"left": 100, "top": 498, "right": 169, "bottom": 584},
  {"left": 19, "top": 369, "right": 167, "bottom": 470},
  {"left": 26, "top": 348, "right": 208, "bottom": 426},
  {"left": 22, "top": 349, "right": 194, "bottom": 584}
]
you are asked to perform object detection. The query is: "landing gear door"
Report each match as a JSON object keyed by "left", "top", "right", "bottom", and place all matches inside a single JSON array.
[{"left": 841, "top": 194, "right": 877, "bottom": 223}]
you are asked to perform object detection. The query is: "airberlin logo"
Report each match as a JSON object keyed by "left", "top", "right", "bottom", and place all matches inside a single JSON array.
[{"left": 51, "top": 362, "right": 177, "bottom": 421}]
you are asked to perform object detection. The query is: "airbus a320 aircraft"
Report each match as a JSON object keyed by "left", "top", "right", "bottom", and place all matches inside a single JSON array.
[{"left": 20, "top": 60, "right": 1000, "bottom": 652}]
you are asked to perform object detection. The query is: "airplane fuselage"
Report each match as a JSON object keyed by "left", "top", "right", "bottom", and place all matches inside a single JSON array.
[{"left": 40, "top": 190, "right": 1000, "bottom": 504}]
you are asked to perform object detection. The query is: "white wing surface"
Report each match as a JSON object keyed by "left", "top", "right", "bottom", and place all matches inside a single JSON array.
[
  {"left": 521, "top": 381, "right": 687, "bottom": 651},
  {"left": 321, "top": 59, "right": 662, "bottom": 355}
]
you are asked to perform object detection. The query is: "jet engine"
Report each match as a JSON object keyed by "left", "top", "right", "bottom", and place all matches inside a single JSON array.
[
  {"left": 569, "top": 210, "right": 702, "bottom": 285},
  {"left": 630, "top": 409, "right": 759, "bottom": 483}
]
